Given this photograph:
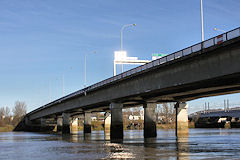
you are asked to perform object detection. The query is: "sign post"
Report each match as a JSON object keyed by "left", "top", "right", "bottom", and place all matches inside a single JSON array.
[{"left": 113, "top": 51, "right": 150, "bottom": 76}]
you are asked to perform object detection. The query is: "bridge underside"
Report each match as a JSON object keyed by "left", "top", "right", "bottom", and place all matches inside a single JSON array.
[{"left": 61, "top": 72, "right": 240, "bottom": 118}]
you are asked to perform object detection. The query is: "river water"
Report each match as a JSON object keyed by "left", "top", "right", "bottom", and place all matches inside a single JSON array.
[{"left": 0, "top": 129, "right": 240, "bottom": 160}]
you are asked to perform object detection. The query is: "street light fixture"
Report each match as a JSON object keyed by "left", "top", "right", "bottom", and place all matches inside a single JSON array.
[
  {"left": 214, "top": 27, "right": 226, "bottom": 33},
  {"left": 120, "top": 23, "right": 136, "bottom": 72},
  {"left": 84, "top": 51, "right": 96, "bottom": 88}
]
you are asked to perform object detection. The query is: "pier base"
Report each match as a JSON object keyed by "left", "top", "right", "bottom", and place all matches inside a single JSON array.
[
  {"left": 144, "top": 102, "right": 157, "bottom": 138},
  {"left": 110, "top": 102, "right": 123, "bottom": 140}
]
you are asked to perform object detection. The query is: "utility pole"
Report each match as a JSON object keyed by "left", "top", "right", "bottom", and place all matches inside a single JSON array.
[{"left": 224, "top": 99, "right": 226, "bottom": 112}]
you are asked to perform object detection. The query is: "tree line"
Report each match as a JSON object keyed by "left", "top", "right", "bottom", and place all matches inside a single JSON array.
[
  {"left": 0, "top": 101, "right": 27, "bottom": 127},
  {"left": 123, "top": 103, "right": 175, "bottom": 124}
]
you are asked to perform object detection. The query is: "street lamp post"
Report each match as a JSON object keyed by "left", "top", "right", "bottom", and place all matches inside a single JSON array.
[
  {"left": 120, "top": 24, "right": 136, "bottom": 73},
  {"left": 201, "top": 0, "right": 204, "bottom": 41},
  {"left": 84, "top": 51, "right": 96, "bottom": 88}
]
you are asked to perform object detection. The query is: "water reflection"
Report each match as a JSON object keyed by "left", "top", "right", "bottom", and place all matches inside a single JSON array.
[
  {"left": 104, "top": 143, "right": 135, "bottom": 159},
  {"left": 176, "top": 134, "right": 189, "bottom": 160},
  {"left": 1, "top": 129, "right": 240, "bottom": 159},
  {"left": 83, "top": 133, "right": 91, "bottom": 141},
  {"left": 104, "top": 132, "right": 110, "bottom": 141}
]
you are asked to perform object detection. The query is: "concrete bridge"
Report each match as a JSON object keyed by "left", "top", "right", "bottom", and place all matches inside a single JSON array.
[
  {"left": 189, "top": 107, "right": 240, "bottom": 128},
  {"left": 191, "top": 108, "right": 240, "bottom": 118},
  {"left": 15, "top": 27, "right": 240, "bottom": 139}
]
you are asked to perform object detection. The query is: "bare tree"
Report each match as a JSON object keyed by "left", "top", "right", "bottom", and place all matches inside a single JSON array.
[
  {"left": 12, "top": 101, "right": 27, "bottom": 125},
  {"left": 0, "top": 107, "right": 4, "bottom": 119},
  {"left": 4, "top": 107, "right": 11, "bottom": 118},
  {"left": 156, "top": 103, "right": 175, "bottom": 124},
  {"left": 0, "top": 106, "right": 11, "bottom": 126}
]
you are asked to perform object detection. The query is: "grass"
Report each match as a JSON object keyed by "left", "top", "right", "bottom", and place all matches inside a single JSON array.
[
  {"left": 0, "top": 125, "right": 14, "bottom": 132},
  {"left": 157, "top": 123, "right": 175, "bottom": 129}
]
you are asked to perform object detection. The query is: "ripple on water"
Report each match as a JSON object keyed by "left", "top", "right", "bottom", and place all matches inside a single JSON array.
[{"left": 0, "top": 129, "right": 240, "bottom": 159}]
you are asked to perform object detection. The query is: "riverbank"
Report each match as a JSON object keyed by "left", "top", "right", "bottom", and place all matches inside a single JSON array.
[
  {"left": 0, "top": 125, "right": 14, "bottom": 132},
  {"left": 0, "top": 122, "right": 195, "bottom": 132}
]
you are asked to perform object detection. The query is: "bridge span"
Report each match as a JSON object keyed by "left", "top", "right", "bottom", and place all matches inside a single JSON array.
[
  {"left": 189, "top": 107, "right": 240, "bottom": 128},
  {"left": 16, "top": 27, "right": 240, "bottom": 139}
]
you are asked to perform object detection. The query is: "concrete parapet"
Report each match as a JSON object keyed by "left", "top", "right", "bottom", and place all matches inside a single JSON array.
[
  {"left": 110, "top": 102, "right": 123, "bottom": 140},
  {"left": 144, "top": 102, "right": 157, "bottom": 138}
]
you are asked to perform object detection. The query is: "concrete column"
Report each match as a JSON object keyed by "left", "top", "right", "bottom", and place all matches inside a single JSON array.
[
  {"left": 40, "top": 118, "right": 47, "bottom": 131},
  {"left": 41, "top": 118, "right": 47, "bottom": 125},
  {"left": 24, "top": 116, "right": 33, "bottom": 131},
  {"left": 71, "top": 117, "right": 79, "bottom": 134},
  {"left": 175, "top": 102, "right": 189, "bottom": 137},
  {"left": 25, "top": 116, "right": 32, "bottom": 126},
  {"left": 231, "top": 117, "right": 236, "bottom": 122},
  {"left": 62, "top": 113, "right": 70, "bottom": 134},
  {"left": 57, "top": 117, "right": 63, "bottom": 132},
  {"left": 110, "top": 102, "right": 123, "bottom": 140},
  {"left": 104, "top": 112, "right": 111, "bottom": 140},
  {"left": 144, "top": 102, "right": 157, "bottom": 138},
  {"left": 84, "top": 111, "right": 91, "bottom": 134}
]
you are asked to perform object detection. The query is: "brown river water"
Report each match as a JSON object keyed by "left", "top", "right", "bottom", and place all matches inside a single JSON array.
[{"left": 0, "top": 129, "right": 240, "bottom": 160}]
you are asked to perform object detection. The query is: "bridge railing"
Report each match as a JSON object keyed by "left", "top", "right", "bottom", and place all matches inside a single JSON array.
[
  {"left": 86, "top": 27, "right": 240, "bottom": 92},
  {"left": 29, "top": 27, "right": 240, "bottom": 115}
]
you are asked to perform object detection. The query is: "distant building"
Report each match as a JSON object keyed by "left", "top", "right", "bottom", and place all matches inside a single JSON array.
[{"left": 129, "top": 115, "right": 140, "bottom": 120}]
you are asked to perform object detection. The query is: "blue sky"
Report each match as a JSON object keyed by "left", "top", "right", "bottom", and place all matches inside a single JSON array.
[{"left": 0, "top": 0, "right": 240, "bottom": 113}]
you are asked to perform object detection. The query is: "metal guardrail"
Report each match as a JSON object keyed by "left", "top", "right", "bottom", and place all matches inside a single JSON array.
[{"left": 29, "top": 27, "right": 240, "bottom": 115}]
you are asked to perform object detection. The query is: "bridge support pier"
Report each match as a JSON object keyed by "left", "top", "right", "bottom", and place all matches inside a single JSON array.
[
  {"left": 62, "top": 113, "right": 70, "bottom": 134},
  {"left": 144, "top": 102, "right": 157, "bottom": 138},
  {"left": 71, "top": 117, "right": 79, "bottom": 134},
  {"left": 25, "top": 116, "right": 32, "bottom": 127},
  {"left": 175, "top": 102, "right": 189, "bottom": 137},
  {"left": 110, "top": 102, "right": 123, "bottom": 140},
  {"left": 84, "top": 111, "right": 91, "bottom": 134},
  {"left": 104, "top": 112, "right": 111, "bottom": 140},
  {"left": 57, "top": 117, "right": 63, "bottom": 132},
  {"left": 40, "top": 118, "right": 47, "bottom": 132}
]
